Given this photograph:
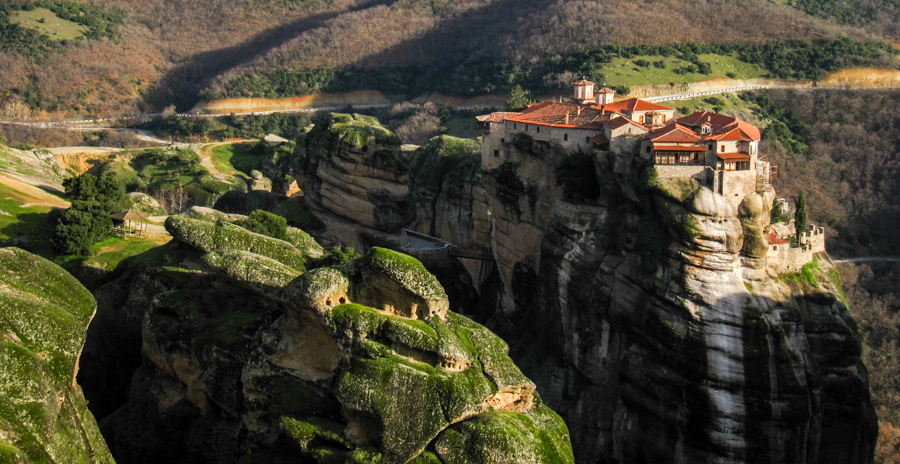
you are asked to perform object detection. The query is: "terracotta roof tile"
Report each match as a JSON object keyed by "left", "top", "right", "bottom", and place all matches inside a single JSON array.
[
  {"left": 676, "top": 111, "right": 761, "bottom": 140},
  {"left": 715, "top": 152, "right": 751, "bottom": 161},
  {"left": 767, "top": 232, "right": 790, "bottom": 245},
  {"left": 573, "top": 80, "right": 595, "bottom": 85},
  {"left": 653, "top": 145, "right": 706, "bottom": 152},
  {"left": 593, "top": 98, "right": 675, "bottom": 113},
  {"left": 476, "top": 112, "right": 522, "bottom": 123},
  {"left": 644, "top": 123, "right": 703, "bottom": 142},
  {"left": 505, "top": 102, "right": 609, "bottom": 129}
]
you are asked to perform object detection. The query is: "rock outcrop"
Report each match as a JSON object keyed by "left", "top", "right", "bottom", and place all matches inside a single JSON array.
[
  {"left": 502, "top": 154, "right": 877, "bottom": 463},
  {"left": 231, "top": 113, "right": 879, "bottom": 462},
  {"left": 95, "top": 213, "right": 573, "bottom": 464},
  {"left": 293, "top": 113, "right": 414, "bottom": 248},
  {"left": 0, "top": 247, "right": 114, "bottom": 464}
]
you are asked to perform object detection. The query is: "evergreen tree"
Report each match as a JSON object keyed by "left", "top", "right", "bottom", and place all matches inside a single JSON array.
[
  {"left": 507, "top": 85, "right": 532, "bottom": 111},
  {"left": 53, "top": 172, "right": 127, "bottom": 255},
  {"left": 794, "top": 190, "right": 808, "bottom": 242}
]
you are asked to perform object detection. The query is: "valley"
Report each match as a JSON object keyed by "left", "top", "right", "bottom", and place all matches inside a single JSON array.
[{"left": 2, "top": 0, "right": 900, "bottom": 462}]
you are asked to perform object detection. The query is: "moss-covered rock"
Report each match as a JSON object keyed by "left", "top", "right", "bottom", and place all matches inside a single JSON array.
[
  {"left": 0, "top": 247, "right": 114, "bottom": 464},
  {"left": 433, "top": 405, "right": 573, "bottom": 464},
  {"left": 286, "top": 267, "right": 350, "bottom": 314},
  {"left": 128, "top": 191, "right": 166, "bottom": 215},
  {"left": 350, "top": 247, "right": 448, "bottom": 320},
  {"left": 97, "top": 237, "right": 572, "bottom": 464},
  {"left": 202, "top": 251, "right": 302, "bottom": 290},
  {"left": 286, "top": 226, "right": 325, "bottom": 258},
  {"left": 165, "top": 216, "right": 307, "bottom": 271}
]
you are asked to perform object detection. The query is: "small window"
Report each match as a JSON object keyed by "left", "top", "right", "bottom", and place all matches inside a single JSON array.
[
  {"left": 564, "top": 133, "right": 568, "bottom": 141},
  {"left": 494, "top": 150, "right": 499, "bottom": 157},
  {"left": 514, "top": 123, "right": 517, "bottom": 130},
  {"left": 646, "top": 145, "right": 651, "bottom": 153},
  {"left": 708, "top": 143, "right": 712, "bottom": 149},
  {"left": 501, "top": 138, "right": 505, "bottom": 143},
  {"left": 536, "top": 126, "right": 540, "bottom": 133},
  {"left": 586, "top": 136, "right": 590, "bottom": 143},
  {"left": 721, "top": 145, "right": 725, "bottom": 153}
]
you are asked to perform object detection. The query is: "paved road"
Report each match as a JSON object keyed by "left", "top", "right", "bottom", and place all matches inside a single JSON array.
[
  {"left": 0, "top": 81, "right": 893, "bottom": 131},
  {"left": 642, "top": 84, "right": 798, "bottom": 103}
]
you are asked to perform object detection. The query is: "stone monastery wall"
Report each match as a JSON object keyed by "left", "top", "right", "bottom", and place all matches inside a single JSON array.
[{"left": 767, "top": 225, "right": 826, "bottom": 274}]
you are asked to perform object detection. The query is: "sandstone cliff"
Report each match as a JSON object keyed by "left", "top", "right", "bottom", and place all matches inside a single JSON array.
[
  {"left": 291, "top": 113, "right": 414, "bottom": 249},
  {"left": 278, "top": 114, "right": 877, "bottom": 463},
  {"left": 0, "top": 247, "right": 115, "bottom": 464},
  {"left": 89, "top": 212, "right": 573, "bottom": 464}
]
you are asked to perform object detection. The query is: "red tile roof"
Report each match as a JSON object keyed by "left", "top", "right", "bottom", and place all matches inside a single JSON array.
[
  {"left": 604, "top": 114, "right": 646, "bottom": 131},
  {"left": 476, "top": 112, "right": 522, "bottom": 123},
  {"left": 644, "top": 123, "right": 704, "bottom": 143},
  {"left": 676, "top": 111, "right": 761, "bottom": 141},
  {"left": 767, "top": 232, "right": 790, "bottom": 245},
  {"left": 715, "top": 152, "right": 751, "bottom": 161},
  {"left": 597, "top": 87, "right": 616, "bottom": 94},
  {"left": 573, "top": 80, "right": 595, "bottom": 86},
  {"left": 653, "top": 145, "right": 706, "bottom": 152},
  {"left": 593, "top": 98, "right": 675, "bottom": 113},
  {"left": 505, "top": 102, "right": 608, "bottom": 129}
]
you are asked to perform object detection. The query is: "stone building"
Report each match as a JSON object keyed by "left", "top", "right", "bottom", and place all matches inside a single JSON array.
[{"left": 477, "top": 80, "right": 816, "bottom": 273}]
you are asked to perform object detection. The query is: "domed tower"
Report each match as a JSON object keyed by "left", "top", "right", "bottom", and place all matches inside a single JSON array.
[
  {"left": 573, "top": 80, "right": 595, "bottom": 105},
  {"left": 595, "top": 87, "right": 616, "bottom": 105}
]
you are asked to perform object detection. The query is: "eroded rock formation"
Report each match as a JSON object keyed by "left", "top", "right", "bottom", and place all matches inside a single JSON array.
[
  {"left": 0, "top": 248, "right": 114, "bottom": 464},
  {"left": 278, "top": 113, "right": 877, "bottom": 463},
  {"left": 91, "top": 212, "right": 572, "bottom": 464}
]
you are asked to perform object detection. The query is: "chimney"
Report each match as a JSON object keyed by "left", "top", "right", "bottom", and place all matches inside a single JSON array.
[
  {"left": 577, "top": 107, "right": 582, "bottom": 116},
  {"left": 565, "top": 112, "right": 570, "bottom": 124}
]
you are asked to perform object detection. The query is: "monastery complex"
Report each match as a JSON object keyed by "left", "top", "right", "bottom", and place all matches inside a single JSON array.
[{"left": 476, "top": 80, "right": 824, "bottom": 274}]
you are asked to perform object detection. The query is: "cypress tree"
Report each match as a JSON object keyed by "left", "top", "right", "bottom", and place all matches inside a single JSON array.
[{"left": 794, "top": 190, "right": 807, "bottom": 242}]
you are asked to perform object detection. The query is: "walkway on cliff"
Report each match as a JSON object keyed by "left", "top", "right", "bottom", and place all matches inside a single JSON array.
[{"left": 834, "top": 257, "right": 900, "bottom": 263}]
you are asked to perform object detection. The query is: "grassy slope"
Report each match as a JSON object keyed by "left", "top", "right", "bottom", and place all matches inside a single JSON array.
[
  {"left": 595, "top": 54, "right": 768, "bottom": 87},
  {"left": 211, "top": 143, "right": 261, "bottom": 175},
  {"left": 9, "top": 7, "right": 88, "bottom": 40}
]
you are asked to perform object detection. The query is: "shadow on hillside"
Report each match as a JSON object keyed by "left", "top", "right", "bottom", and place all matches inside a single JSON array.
[
  {"left": 354, "top": 0, "right": 556, "bottom": 72},
  {"left": 144, "top": 0, "right": 398, "bottom": 112},
  {"left": 0, "top": 210, "right": 57, "bottom": 258}
]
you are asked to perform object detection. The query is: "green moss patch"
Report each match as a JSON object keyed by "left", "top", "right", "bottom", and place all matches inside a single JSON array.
[
  {"left": 434, "top": 406, "right": 574, "bottom": 464},
  {"left": 202, "top": 251, "right": 301, "bottom": 290},
  {"left": 0, "top": 247, "right": 114, "bottom": 464},
  {"left": 327, "top": 113, "right": 402, "bottom": 152},
  {"left": 355, "top": 248, "right": 446, "bottom": 301},
  {"left": 330, "top": 303, "right": 438, "bottom": 353},
  {"left": 165, "top": 216, "right": 307, "bottom": 271}
]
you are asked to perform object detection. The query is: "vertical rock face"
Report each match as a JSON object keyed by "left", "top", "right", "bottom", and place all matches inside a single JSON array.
[
  {"left": 294, "top": 113, "right": 414, "bottom": 248},
  {"left": 0, "top": 247, "right": 114, "bottom": 464},
  {"left": 504, "top": 156, "right": 877, "bottom": 463},
  {"left": 259, "top": 114, "right": 878, "bottom": 462}
]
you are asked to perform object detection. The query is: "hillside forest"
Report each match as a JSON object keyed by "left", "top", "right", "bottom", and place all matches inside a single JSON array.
[{"left": 0, "top": 0, "right": 898, "bottom": 118}]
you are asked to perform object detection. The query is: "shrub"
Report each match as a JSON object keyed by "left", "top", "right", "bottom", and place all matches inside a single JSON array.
[
  {"left": 237, "top": 210, "right": 288, "bottom": 241},
  {"left": 316, "top": 245, "right": 361, "bottom": 268}
]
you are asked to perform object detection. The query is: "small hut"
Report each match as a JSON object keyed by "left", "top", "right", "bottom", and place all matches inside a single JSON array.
[{"left": 111, "top": 209, "right": 151, "bottom": 237}]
